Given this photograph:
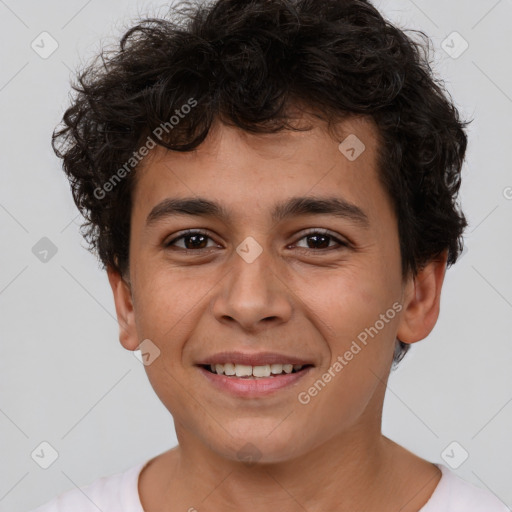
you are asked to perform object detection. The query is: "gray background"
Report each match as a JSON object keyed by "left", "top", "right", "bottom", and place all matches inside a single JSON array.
[{"left": 0, "top": 0, "right": 511, "bottom": 510}]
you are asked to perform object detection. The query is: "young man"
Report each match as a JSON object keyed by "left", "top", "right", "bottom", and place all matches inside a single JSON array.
[{"left": 33, "top": 0, "right": 509, "bottom": 510}]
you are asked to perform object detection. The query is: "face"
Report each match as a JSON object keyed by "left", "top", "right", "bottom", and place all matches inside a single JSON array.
[{"left": 111, "top": 116, "right": 420, "bottom": 464}]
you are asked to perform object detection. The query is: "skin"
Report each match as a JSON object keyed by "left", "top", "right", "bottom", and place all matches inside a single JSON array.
[{"left": 108, "top": 115, "right": 447, "bottom": 511}]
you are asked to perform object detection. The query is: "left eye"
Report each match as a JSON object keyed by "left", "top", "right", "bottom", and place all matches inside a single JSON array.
[{"left": 293, "top": 230, "right": 348, "bottom": 250}]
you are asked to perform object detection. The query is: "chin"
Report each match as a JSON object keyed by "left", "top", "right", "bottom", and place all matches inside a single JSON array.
[{"left": 208, "top": 422, "right": 311, "bottom": 465}]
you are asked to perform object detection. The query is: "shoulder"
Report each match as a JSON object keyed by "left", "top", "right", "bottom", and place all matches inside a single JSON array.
[
  {"left": 421, "top": 464, "right": 510, "bottom": 512},
  {"left": 28, "top": 460, "right": 148, "bottom": 512}
]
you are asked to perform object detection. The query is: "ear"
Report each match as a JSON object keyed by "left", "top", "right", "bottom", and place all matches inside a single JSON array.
[
  {"left": 107, "top": 265, "right": 139, "bottom": 351},
  {"left": 396, "top": 250, "right": 448, "bottom": 345}
]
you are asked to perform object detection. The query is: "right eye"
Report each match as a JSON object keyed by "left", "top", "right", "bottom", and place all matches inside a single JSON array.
[{"left": 164, "top": 230, "right": 220, "bottom": 251}]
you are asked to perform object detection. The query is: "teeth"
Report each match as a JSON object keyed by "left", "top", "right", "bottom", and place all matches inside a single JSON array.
[
  {"left": 235, "top": 364, "right": 252, "bottom": 377},
  {"left": 223, "top": 363, "right": 236, "bottom": 376},
  {"left": 270, "top": 364, "right": 283, "bottom": 374},
  {"left": 253, "top": 365, "right": 271, "bottom": 377},
  {"left": 207, "top": 363, "right": 305, "bottom": 377}
]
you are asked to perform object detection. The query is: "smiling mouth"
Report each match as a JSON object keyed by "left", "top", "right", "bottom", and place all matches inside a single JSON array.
[{"left": 200, "top": 363, "right": 313, "bottom": 378}]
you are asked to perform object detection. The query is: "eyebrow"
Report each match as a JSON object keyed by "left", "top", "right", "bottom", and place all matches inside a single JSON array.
[{"left": 146, "top": 196, "right": 370, "bottom": 228}]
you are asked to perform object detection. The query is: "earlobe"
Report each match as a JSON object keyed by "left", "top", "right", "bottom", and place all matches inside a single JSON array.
[
  {"left": 396, "top": 250, "right": 448, "bottom": 345},
  {"left": 106, "top": 265, "right": 139, "bottom": 351}
]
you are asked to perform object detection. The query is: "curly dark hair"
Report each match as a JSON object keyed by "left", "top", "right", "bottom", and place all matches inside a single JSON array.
[{"left": 52, "top": 0, "right": 469, "bottom": 366}]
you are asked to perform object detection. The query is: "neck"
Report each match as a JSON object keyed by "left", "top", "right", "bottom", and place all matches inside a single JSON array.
[
  {"left": 138, "top": 388, "right": 441, "bottom": 512},
  {"left": 169, "top": 425, "right": 396, "bottom": 511}
]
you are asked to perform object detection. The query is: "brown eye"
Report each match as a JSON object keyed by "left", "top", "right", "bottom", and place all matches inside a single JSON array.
[
  {"left": 294, "top": 230, "right": 348, "bottom": 251},
  {"left": 165, "top": 230, "right": 217, "bottom": 250}
]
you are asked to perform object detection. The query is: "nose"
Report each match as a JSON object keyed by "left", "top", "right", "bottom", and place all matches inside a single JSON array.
[{"left": 210, "top": 243, "right": 293, "bottom": 333}]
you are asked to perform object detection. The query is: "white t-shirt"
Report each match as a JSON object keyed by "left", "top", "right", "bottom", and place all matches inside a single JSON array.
[{"left": 29, "top": 461, "right": 510, "bottom": 512}]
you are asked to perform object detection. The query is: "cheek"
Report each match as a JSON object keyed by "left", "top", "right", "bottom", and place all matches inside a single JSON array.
[
  {"left": 294, "top": 277, "right": 397, "bottom": 434},
  {"left": 132, "top": 263, "right": 216, "bottom": 344},
  {"left": 295, "top": 260, "right": 400, "bottom": 387},
  {"left": 300, "top": 264, "right": 388, "bottom": 337}
]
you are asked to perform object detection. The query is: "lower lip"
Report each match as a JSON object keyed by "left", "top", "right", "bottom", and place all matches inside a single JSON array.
[{"left": 197, "top": 366, "right": 313, "bottom": 397}]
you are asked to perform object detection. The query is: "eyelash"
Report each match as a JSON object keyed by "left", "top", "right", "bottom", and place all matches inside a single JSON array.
[{"left": 164, "top": 228, "right": 349, "bottom": 253}]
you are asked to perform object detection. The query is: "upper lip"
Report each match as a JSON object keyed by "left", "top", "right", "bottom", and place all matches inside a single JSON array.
[{"left": 196, "top": 351, "right": 314, "bottom": 367}]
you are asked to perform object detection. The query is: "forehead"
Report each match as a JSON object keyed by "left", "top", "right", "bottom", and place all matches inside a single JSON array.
[{"left": 131, "top": 116, "right": 392, "bottom": 228}]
